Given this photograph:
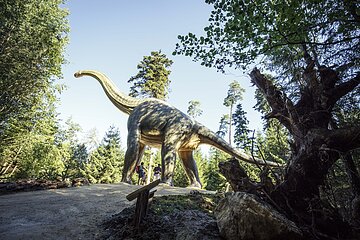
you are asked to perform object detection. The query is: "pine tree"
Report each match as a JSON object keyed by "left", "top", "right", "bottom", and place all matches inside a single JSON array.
[
  {"left": 82, "top": 126, "right": 124, "bottom": 183},
  {"left": 173, "top": 160, "right": 189, "bottom": 187},
  {"left": 56, "top": 118, "right": 88, "bottom": 180},
  {"left": 216, "top": 114, "right": 229, "bottom": 138},
  {"left": 223, "top": 81, "right": 245, "bottom": 145},
  {"left": 232, "top": 103, "right": 251, "bottom": 151},
  {"left": 203, "top": 148, "right": 228, "bottom": 191},
  {"left": 128, "top": 51, "right": 173, "bottom": 100}
]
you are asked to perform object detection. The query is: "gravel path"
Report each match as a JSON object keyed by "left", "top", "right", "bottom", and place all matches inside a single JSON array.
[{"left": 0, "top": 182, "right": 206, "bottom": 240}]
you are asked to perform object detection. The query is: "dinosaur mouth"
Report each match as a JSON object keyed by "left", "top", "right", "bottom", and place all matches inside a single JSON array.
[{"left": 74, "top": 71, "right": 82, "bottom": 78}]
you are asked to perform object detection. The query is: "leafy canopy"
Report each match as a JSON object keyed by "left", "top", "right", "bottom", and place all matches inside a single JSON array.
[
  {"left": 0, "top": 0, "right": 69, "bottom": 179},
  {"left": 174, "top": 0, "right": 359, "bottom": 80}
]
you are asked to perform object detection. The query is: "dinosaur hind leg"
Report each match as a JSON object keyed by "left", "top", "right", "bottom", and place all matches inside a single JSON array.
[{"left": 178, "top": 150, "right": 202, "bottom": 188}]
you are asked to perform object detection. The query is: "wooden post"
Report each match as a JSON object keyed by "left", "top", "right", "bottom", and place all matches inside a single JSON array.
[
  {"left": 126, "top": 179, "right": 161, "bottom": 228},
  {"left": 134, "top": 189, "right": 149, "bottom": 228},
  {"left": 146, "top": 149, "right": 153, "bottom": 185}
]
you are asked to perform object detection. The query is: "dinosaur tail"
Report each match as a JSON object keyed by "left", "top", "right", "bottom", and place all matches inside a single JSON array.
[
  {"left": 197, "top": 124, "right": 280, "bottom": 167},
  {"left": 74, "top": 70, "right": 143, "bottom": 114}
]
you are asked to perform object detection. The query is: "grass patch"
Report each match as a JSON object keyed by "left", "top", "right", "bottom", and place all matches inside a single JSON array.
[{"left": 151, "top": 193, "right": 223, "bottom": 216}]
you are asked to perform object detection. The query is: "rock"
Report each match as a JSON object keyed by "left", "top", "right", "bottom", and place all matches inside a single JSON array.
[
  {"left": 72, "top": 177, "right": 90, "bottom": 187},
  {"left": 215, "top": 192, "right": 303, "bottom": 240}
]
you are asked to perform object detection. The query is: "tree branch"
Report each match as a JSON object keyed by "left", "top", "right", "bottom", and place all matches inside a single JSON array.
[
  {"left": 249, "top": 68, "right": 293, "bottom": 131},
  {"left": 328, "top": 73, "right": 360, "bottom": 107},
  {"left": 327, "top": 126, "right": 360, "bottom": 152}
]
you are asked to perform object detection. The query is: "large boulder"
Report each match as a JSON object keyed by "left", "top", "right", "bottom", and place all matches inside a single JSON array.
[{"left": 215, "top": 192, "right": 303, "bottom": 240}]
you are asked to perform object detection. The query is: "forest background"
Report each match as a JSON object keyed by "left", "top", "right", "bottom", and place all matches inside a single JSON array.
[
  {"left": 1, "top": 1, "right": 359, "bottom": 238},
  {"left": 1, "top": 0, "right": 279, "bottom": 190}
]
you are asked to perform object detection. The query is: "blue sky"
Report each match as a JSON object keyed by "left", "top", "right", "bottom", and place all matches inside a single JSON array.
[{"left": 58, "top": 0, "right": 262, "bottom": 145}]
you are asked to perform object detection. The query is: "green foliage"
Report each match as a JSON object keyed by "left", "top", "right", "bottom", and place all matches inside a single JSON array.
[
  {"left": 174, "top": 2, "right": 359, "bottom": 229},
  {"left": 187, "top": 100, "right": 203, "bottom": 118},
  {"left": 174, "top": 0, "right": 358, "bottom": 78},
  {"left": 232, "top": 103, "right": 251, "bottom": 150},
  {"left": 321, "top": 151, "right": 360, "bottom": 219},
  {"left": 333, "top": 89, "right": 360, "bottom": 128},
  {"left": 194, "top": 149, "right": 208, "bottom": 186},
  {"left": 0, "top": 0, "right": 69, "bottom": 180},
  {"left": 128, "top": 51, "right": 173, "bottom": 100},
  {"left": 216, "top": 114, "right": 229, "bottom": 138},
  {"left": 56, "top": 118, "right": 88, "bottom": 180},
  {"left": 223, "top": 80, "right": 244, "bottom": 144},
  {"left": 256, "top": 120, "right": 290, "bottom": 164},
  {"left": 0, "top": 0, "right": 69, "bottom": 126},
  {"left": 173, "top": 149, "right": 208, "bottom": 188},
  {"left": 203, "top": 148, "right": 228, "bottom": 191},
  {"left": 151, "top": 193, "right": 223, "bottom": 215},
  {"left": 223, "top": 80, "right": 244, "bottom": 107},
  {"left": 175, "top": 0, "right": 359, "bottom": 130},
  {"left": 1, "top": 96, "right": 64, "bottom": 180},
  {"left": 173, "top": 159, "right": 188, "bottom": 187},
  {"left": 13, "top": 134, "right": 65, "bottom": 180},
  {"left": 82, "top": 126, "right": 125, "bottom": 184}
]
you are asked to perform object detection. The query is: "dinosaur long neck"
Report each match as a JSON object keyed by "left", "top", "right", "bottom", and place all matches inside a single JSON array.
[{"left": 74, "top": 70, "right": 142, "bottom": 114}]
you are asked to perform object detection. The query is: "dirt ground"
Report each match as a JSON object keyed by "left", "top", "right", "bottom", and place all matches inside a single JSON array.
[{"left": 0, "top": 182, "right": 211, "bottom": 240}]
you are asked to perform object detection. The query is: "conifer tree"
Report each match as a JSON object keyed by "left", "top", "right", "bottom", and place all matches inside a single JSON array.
[
  {"left": 203, "top": 148, "right": 228, "bottom": 191},
  {"left": 82, "top": 126, "right": 124, "bottom": 183},
  {"left": 56, "top": 118, "right": 88, "bottom": 180},
  {"left": 223, "top": 81, "right": 245, "bottom": 145},
  {"left": 216, "top": 114, "right": 229, "bottom": 138},
  {"left": 128, "top": 51, "right": 173, "bottom": 100},
  {"left": 232, "top": 103, "right": 251, "bottom": 151}
]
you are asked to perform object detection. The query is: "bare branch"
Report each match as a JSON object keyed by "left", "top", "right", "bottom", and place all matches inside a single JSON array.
[
  {"left": 328, "top": 73, "right": 360, "bottom": 107},
  {"left": 249, "top": 68, "right": 293, "bottom": 131}
]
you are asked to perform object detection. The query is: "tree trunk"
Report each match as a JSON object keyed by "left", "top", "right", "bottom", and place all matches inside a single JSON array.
[
  {"left": 228, "top": 104, "right": 233, "bottom": 145},
  {"left": 146, "top": 149, "right": 154, "bottom": 185},
  {"left": 249, "top": 65, "right": 360, "bottom": 238},
  {"left": 343, "top": 153, "right": 360, "bottom": 224}
]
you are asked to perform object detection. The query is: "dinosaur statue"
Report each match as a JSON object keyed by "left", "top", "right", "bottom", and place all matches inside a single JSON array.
[{"left": 74, "top": 70, "right": 279, "bottom": 188}]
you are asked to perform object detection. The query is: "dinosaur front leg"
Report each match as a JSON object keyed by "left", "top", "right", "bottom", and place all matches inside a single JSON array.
[
  {"left": 161, "top": 142, "right": 177, "bottom": 186},
  {"left": 121, "top": 126, "right": 143, "bottom": 183},
  {"left": 178, "top": 150, "right": 202, "bottom": 188}
]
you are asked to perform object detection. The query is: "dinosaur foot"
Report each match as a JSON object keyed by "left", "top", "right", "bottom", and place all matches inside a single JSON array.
[
  {"left": 160, "top": 179, "right": 174, "bottom": 187},
  {"left": 121, "top": 177, "right": 133, "bottom": 184},
  {"left": 188, "top": 181, "right": 202, "bottom": 189}
]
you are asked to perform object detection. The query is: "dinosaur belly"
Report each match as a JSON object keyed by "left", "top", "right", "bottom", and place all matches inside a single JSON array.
[
  {"left": 140, "top": 131, "right": 163, "bottom": 148},
  {"left": 180, "top": 134, "right": 201, "bottom": 150}
]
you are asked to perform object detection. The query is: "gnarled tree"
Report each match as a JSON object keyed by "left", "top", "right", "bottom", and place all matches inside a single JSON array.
[{"left": 175, "top": 0, "right": 360, "bottom": 238}]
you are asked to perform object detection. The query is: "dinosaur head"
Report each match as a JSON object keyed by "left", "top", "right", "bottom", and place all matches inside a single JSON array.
[{"left": 74, "top": 71, "right": 83, "bottom": 78}]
